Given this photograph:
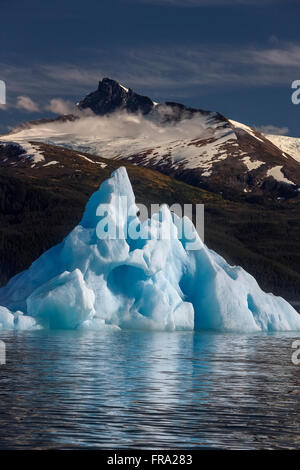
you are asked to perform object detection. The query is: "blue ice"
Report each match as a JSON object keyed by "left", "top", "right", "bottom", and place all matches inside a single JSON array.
[{"left": 0, "top": 167, "right": 299, "bottom": 332}]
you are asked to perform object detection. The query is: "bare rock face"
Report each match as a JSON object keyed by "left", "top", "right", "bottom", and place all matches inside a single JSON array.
[{"left": 78, "top": 78, "right": 155, "bottom": 115}]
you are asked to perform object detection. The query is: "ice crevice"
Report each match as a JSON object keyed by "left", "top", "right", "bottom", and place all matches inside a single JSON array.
[{"left": 0, "top": 167, "right": 299, "bottom": 332}]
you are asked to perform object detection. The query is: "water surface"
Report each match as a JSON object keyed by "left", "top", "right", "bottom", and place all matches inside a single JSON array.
[{"left": 0, "top": 329, "right": 299, "bottom": 449}]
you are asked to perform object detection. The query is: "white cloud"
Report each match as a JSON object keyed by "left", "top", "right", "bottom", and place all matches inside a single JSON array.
[
  {"left": 256, "top": 125, "right": 290, "bottom": 135},
  {"left": 45, "top": 98, "right": 75, "bottom": 115},
  {"left": 6, "top": 110, "right": 214, "bottom": 156},
  {"left": 42, "top": 65, "right": 100, "bottom": 86},
  {"left": 252, "top": 44, "right": 300, "bottom": 67},
  {"left": 16, "top": 95, "right": 40, "bottom": 112}
]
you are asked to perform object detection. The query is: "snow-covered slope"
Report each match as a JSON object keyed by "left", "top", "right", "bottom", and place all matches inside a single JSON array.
[
  {"left": 265, "top": 134, "right": 300, "bottom": 163},
  {"left": 0, "top": 110, "right": 235, "bottom": 171},
  {"left": 0, "top": 167, "right": 299, "bottom": 332}
]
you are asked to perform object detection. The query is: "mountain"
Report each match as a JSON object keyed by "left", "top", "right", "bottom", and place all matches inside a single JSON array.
[{"left": 4, "top": 78, "right": 300, "bottom": 200}]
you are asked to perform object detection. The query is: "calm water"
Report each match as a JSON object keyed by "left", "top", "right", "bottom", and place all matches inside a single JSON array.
[{"left": 0, "top": 329, "right": 299, "bottom": 449}]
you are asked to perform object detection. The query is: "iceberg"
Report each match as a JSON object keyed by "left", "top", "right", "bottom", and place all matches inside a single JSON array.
[{"left": 0, "top": 166, "right": 299, "bottom": 332}]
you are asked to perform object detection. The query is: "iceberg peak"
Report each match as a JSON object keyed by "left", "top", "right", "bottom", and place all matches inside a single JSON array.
[{"left": 80, "top": 166, "right": 135, "bottom": 229}]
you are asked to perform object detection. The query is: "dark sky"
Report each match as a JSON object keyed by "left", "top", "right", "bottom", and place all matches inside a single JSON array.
[{"left": 0, "top": 0, "right": 300, "bottom": 135}]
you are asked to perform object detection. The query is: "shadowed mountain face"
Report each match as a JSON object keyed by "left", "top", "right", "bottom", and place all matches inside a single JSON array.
[{"left": 78, "top": 78, "right": 155, "bottom": 116}]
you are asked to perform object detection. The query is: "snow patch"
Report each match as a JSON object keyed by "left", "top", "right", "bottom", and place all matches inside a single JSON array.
[
  {"left": 119, "top": 83, "right": 129, "bottom": 93},
  {"left": 266, "top": 166, "right": 295, "bottom": 185},
  {"left": 78, "top": 154, "right": 107, "bottom": 167},
  {"left": 242, "top": 157, "right": 264, "bottom": 171},
  {"left": 0, "top": 138, "right": 44, "bottom": 165},
  {"left": 20, "top": 142, "right": 44, "bottom": 164},
  {"left": 43, "top": 160, "right": 59, "bottom": 167}
]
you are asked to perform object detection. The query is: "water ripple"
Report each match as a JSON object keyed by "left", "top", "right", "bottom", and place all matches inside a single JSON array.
[{"left": 0, "top": 329, "right": 299, "bottom": 449}]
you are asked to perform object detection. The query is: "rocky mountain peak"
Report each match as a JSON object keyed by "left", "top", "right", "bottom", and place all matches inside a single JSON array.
[{"left": 78, "top": 77, "right": 155, "bottom": 116}]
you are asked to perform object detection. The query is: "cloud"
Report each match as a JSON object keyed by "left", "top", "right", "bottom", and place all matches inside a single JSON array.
[
  {"left": 256, "top": 124, "right": 290, "bottom": 135},
  {"left": 42, "top": 65, "right": 100, "bottom": 87},
  {"left": 9, "top": 110, "right": 213, "bottom": 154},
  {"left": 45, "top": 98, "right": 75, "bottom": 115},
  {"left": 1, "top": 41, "right": 300, "bottom": 107},
  {"left": 103, "top": 42, "right": 300, "bottom": 91},
  {"left": 16, "top": 95, "right": 40, "bottom": 112},
  {"left": 252, "top": 44, "right": 300, "bottom": 67},
  {"left": 0, "top": 63, "right": 100, "bottom": 98}
]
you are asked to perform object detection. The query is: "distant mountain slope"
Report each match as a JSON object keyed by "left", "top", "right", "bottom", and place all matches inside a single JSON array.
[
  {"left": 0, "top": 141, "right": 300, "bottom": 304},
  {"left": 265, "top": 134, "right": 300, "bottom": 163},
  {"left": 114, "top": 118, "right": 300, "bottom": 199}
]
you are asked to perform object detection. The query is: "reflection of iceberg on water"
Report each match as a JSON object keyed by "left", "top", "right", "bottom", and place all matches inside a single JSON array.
[{"left": 0, "top": 167, "right": 299, "bottom": 332}]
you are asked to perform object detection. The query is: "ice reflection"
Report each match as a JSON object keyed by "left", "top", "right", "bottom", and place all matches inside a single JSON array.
[{"left": 0, "top": 329, "right": 299, "bottom": 449}]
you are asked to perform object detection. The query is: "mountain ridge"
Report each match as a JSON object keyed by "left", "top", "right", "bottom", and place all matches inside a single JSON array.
[{"left": 2, "top": 77, "right": 299, "bottom": 201}]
